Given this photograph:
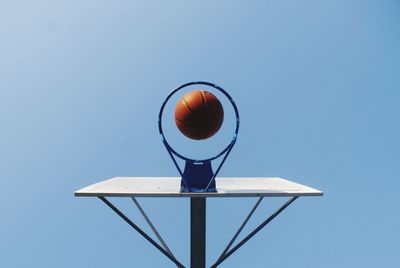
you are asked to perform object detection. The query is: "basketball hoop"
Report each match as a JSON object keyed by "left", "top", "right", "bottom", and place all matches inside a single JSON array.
[{"left": 158, "top": 81, "right": 240, "bottom": 192}]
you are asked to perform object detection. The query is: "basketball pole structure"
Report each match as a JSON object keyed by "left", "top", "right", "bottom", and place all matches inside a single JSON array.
[
  {"left": 75, "top": 82, "right": 322, "bottom": 267},
  {"left": 76, "top": 177, "right": 320, "bottom": 268}
]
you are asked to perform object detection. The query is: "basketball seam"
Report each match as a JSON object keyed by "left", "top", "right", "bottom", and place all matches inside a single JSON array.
[
  {"left": 180, "top": 98, "right": 193, "bottom": 113},
  {"left": 199, "top": 90, "right": 207, "bottom": 107},
  {"left": 175, "top": 117, "right": 222, "bottom": 127},
  {"left": 199, "top": 91, "right": 208, "bottom": 139}
]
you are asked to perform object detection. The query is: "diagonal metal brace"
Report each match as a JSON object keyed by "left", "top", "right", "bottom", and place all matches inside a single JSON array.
[
  {"left": 215, "top": 197, "right": 264, "bottom": 264},
  {"left": 98, "top": 197, "right": 185, "bottom": 268},
  {"left": 211, "top": 196, "right": 299, "bottom": 268},
  {"left": 131, "top": 197, "right": 176, "bottom": 259}
]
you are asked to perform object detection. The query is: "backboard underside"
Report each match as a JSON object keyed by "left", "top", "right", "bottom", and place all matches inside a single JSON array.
[{"left": 75, "top": 177, "right": 323, "bottom": 197}]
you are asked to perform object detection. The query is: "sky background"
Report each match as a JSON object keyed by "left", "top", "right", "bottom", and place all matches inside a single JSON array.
[{"left": 1, "top": 0, "right": 400, "bottom": 267}]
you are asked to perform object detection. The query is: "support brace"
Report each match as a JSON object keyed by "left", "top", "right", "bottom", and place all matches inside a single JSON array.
[
  {"left": 98, "top": 196, "right": 299, "bottom": 268},
  {"left": 211, "top": 196, "right": 299, "bottom": 268},
  {"left": 98, "top": 197, "right": 185, "bottom": 268},
  {"left": 131, "top": 197, "right": 176, "bottom": 259},
  {"left": 215, "top": 197, "right": 264, "bottom": 264}
]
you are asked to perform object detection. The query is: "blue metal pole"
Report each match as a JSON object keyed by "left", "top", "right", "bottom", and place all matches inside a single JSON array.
[{"left": 191, "top": 197, "right": 206, "bottom": 268}]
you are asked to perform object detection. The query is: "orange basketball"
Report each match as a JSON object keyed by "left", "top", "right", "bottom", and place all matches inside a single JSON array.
[{"left": 174, "top": 90, "right": 224, "bottom": 140}]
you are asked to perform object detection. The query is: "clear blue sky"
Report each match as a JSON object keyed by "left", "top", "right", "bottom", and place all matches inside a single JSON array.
[{"left": 1, "top": 1, "right": 399, "bottom": 267}]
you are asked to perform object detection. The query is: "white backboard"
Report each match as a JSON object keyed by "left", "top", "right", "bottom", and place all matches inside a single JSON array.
[{"left": 75, "top": 177, "right": 323, "bottom": 197}]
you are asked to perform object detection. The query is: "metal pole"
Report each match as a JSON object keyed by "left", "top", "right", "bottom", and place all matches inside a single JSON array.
[{"left": 191, "top": 197, "right": 206, "bottom": 268}]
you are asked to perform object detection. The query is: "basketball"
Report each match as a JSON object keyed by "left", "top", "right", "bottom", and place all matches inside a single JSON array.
[{"left": 174, "top": 90, "right": 224, "bottom": 140}]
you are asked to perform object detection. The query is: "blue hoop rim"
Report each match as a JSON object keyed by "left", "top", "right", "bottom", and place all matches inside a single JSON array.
[{"left": 158, "top": 81, "right": 240, "bottom": 162}]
